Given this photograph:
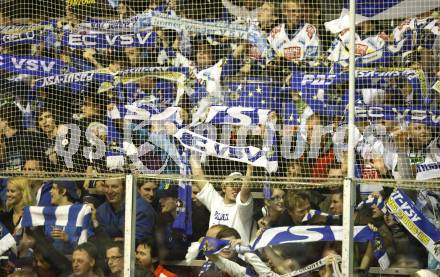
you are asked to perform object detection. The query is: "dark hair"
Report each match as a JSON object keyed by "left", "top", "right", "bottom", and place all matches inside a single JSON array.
[
  {"left": 75, "top": 242, "right": 99, "bottom": 259},
  {"left": 136, "top": 180, "right": 158, "bottom": 190},
  {"left": 136, "top": 238, "right": 153, "bottom": 250},
  {"left": 106, "top": 241, "right": 124, "bottom": 256},
  {"left": 330, "top": 189, "right": 343, "bottom": 201},
  {"left": 286, "top": 191, "right": 311, "bottom": 210},
  {"left": 74, "top": 242, "right": 102, "bottom": 275},
  {"left": 0, "top": 102, "right": 23, "bottom": 130},
  {"left": 36, "top": 108, "right": 57, "bottom": 130},
  {"left": 216, "top": 227, "right": 241, "bottom": 240},
  {"left": 55, "top": 182, "right": 79, "bottom": 203},
  {"left": 136, "top": 238, "right": 157, "bottom": 258}
]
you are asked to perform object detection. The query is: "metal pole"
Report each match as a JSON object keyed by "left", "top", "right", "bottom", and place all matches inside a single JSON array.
[
  {"left": 342, "top": 0, "right": 356, "bottom": 276},
  {"left": 124, "top": 174, "right": 136, "bottom": 277}
]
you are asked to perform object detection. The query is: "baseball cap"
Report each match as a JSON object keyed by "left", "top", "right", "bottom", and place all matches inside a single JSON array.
[
  {"left": 156, "top": 181, "right": 179, "bottom": 199},
  {"left": 222, "top": 172, "right": 243, "bottom": 186}
]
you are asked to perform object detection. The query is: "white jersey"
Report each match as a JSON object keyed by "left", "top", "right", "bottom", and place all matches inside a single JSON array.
[
  {"left": 196, "top": 182, "right": 256, "bottom": 244},
  {"left": 268, "top": 23, "right": 320, "bottom": 61}
]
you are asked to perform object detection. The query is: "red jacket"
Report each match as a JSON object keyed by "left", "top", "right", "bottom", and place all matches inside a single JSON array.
[{"left": 154, "top": 265, "right": 177, "bottom": 277}]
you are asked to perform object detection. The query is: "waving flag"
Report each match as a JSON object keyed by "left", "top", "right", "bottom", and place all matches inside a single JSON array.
[
  {"left": 0, "top": 222, "right": 16, "bottom": 255},
  {"left": 351, "top": 0, "right": 440, "bottom": 21},
  {"left": 225, "top": 80, "right": 281, "bottom": 111},
  {"left": 199, "top": 237, "right": 231, "bottom": 256},
  {"left": 172, "top": 149, "right": 193, "bottom": 236},
  {"left": 195, "top": 225, "right": 389, "bottom": 269},
  {"left": 21, "top": 204, "right": 92, "bottom": 244}
]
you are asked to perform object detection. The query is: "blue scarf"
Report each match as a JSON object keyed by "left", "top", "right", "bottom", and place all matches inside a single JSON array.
[
  {"left": 290, "top": 68, "right": 427, "bottom": 117},
  {"left": 386, "top": 189, "right": 440, "bottom": 262},
  {"left": 174, "top": 128, "right": 278, "bottom": 173},
  {"left": 355, "top": 105, "right": 440, "bottom": 126},
  {"left": 35, "top": 72, "right": 114, "bottom": 88},
  {"left": 0, "top": 54, "right": 67, "bottom": 76},
  {"left": 62, "top": 32, "right": 156, "bottom": 48},
  {"left": 0, "top": 24, "right": 51, "bottom": 46}
]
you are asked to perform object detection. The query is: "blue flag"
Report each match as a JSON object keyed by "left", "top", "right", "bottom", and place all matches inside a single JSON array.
[
  {"left": 199, "top": 237, "right": 231, "bottom": 256},
  {"left": 106, "top": 116, "right": 125, "bottom": 171},
  {"left": 172, "top": 149, "right": 192, "bottom": 236},
  {"left": 225, "top": 80, "right": 281, "bottom": 112}
]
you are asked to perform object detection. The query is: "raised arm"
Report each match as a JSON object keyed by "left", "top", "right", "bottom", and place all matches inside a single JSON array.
[
  {"left": 189, "top": 154, "right": 208, "bottom": 191},
  {"left": 240, "top": 164, "right": 253, "bottom": 203}
]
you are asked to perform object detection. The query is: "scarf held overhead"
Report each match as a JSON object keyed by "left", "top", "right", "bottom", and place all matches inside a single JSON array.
[
  {"left": 174, "top": 128, "right": 278, "bottom": 173},
  {"left": 386, "top": 189, "right": 440, "bottom": 262}
]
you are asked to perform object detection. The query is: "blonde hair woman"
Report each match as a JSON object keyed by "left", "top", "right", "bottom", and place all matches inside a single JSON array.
[{"left": 0, "top": 177, "right": 33, "bottom": 235}]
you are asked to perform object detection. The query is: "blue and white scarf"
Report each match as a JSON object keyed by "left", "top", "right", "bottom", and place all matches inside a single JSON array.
[
  {"left": 174, "top": 128, "right": 277, "bottom": 173},
  {"left": 355, "top": 105, "right": 440, "bottom": 126},
  {"left": 78, "top": 16, "right": 147, "bottom": 32},
  {"left": 386, "top": 189, "right": 440, "bottom": 262},
  {"left": 62, "top": 32, "right": 155, "bottom": 48},
  {"left": 197, "top": 225, "right": 389, "bottom": 269},
  {"left": 35, "top": 71, "right": 114, "bottom": 88},
  {"left": 0, "top": 24, "right": 52, "bottom": 46},
  {"left": 356, "top": 193, "right": 386, "bottom": 213},
  {"left": 203, "top": 106, "right": 272, "bottom": 126},
  {"left": 20, "top": 204, "right": 92, "bottom": 244},
  {"left": 0, "top": 221, "right": 16, "bottom": 256},
  {"left": 0, "top": 54, "right": 67, "bottom": 77},
  {"left": 301, "top": 209, "right": 339, "bottom": 223}
]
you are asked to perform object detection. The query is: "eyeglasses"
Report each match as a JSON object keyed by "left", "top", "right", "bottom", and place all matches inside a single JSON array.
[{"left": 106, "top": 256, "right": 123, "bottom": 263}]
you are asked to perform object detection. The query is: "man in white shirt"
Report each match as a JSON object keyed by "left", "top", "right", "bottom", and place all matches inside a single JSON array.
[{"left": 190, "top": 156, "right": 256, "bottom": 244}]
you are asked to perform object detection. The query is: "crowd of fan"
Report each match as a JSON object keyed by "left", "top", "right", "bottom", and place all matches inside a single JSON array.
[{"left": 0, "top": 0, "right": 440, "bottom": 276}]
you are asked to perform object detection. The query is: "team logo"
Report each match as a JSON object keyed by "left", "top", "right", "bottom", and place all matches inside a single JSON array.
[
  {"left": 374, "top": 236, "right": 383, "bottom": 252},
  {"left": 249, "top": 46, "right": 262, "bottom": 60},
  {"left": 377, "top": 32, "right": 390, "bottom": 42},
  {"left": 434, "top": 241, "right": 440, "bottom": 256},
  {"left": 229, "top": 92, "right": 240, "bottom": 101},
  {"left": 306, "top": 25, "right": 315, "bottom": 39},
  {"left": 176, "top": 199, "right": 184, "bottom": 209},
  {"left": 284, "top": 46, "right": 301, "bottom": 60},
  {"left": 432, "top": 81, "right": 440, "bottom": 93},
  {"left": 270, "top": 26, "right": 282, "bottom": 38},
  {"left": 266, "top": 146, "right": 275, "bottom": 158},
  {"left": 202, "top": 239, "right": 213, "bottom": 253},
  {"left": 339, "top": 28, "right": 349, "bottom": 37},
  {"left": 61, "top": 65, "right": 70, "bottom": 74},
  {"left": 109, "top": 140, "right": 119, "bottom": 150},
  {"left": 355, "top": 43, "right": 368, "bottom": 56}
]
